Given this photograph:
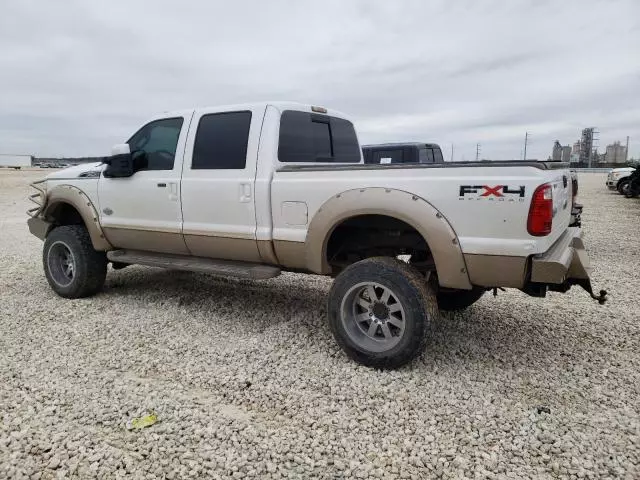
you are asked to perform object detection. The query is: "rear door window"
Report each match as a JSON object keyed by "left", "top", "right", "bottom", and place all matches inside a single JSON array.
[
  {"left": 191, "top": 111, "right": 252, "bottom": 169},
  {"left": 278, "top": 111, "right": 360, "bottom": 163}
]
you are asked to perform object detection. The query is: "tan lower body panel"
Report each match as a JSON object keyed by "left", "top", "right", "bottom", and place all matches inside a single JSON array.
[
  {"left": 102, "top": 228, "right": 190, "bottom": 255},
  {"left": 273, "top": 240, "right": 307, "bottom": 270},
  {"left": 183, "top": 234, "right": 262, "bottom": 263},
  {"left": 464, "top": 254, "right": 528, "bottom": 288},
  {"left": 104, "top": 228, "right": 276, "bottom": 265}
]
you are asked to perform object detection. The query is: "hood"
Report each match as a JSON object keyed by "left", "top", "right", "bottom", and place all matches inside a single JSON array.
[{"left": 45, "top": 162, "right": 105, "bottom": 180}]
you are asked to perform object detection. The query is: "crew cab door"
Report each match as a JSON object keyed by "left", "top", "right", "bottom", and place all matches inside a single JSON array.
[
  {"left": 180, "top": 105, "right": 264, "bottom": 262},
  {"left": 98, "top": 113, "right": 192, "bottom": 254}
]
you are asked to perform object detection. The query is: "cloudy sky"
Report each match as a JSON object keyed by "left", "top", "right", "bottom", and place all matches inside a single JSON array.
[{"left": 1, "top": 0, "right": 639, "bottom": 160}]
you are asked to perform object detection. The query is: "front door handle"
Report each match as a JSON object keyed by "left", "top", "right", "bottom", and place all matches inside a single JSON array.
[{"left": 157, "top": 183, "right": 167, "bottom": 187}]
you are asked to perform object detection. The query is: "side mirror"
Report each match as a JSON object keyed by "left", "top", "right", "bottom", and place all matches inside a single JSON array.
[{"left": 104, "top": 144, "right": 134, "bottom": 178}]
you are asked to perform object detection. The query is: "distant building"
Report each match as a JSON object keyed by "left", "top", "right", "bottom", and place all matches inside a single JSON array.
[
  {"left": 552, "top": 141, "right": 563, "bottom": 161},
  {"left": 579, "top": 128, "right": 595, "bottom": 165},
  {"left": 572, "top": 141, "right": 581, "bottom": 155},
  {"left": 551, "top": 141, "right": 571, "bottom": 162},
  {"left": 605, "top": 141, "right": 628, "bottom": 164},
  {"left": 593, "top": 149, "right": 606, "bottom": 164}
]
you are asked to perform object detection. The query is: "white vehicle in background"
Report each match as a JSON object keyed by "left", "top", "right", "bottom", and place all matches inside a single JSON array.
[
  {"left": 0, "top": 154, "right": 32, "bottom": 170},
  {"left": 606, "top": 167, "right": 634, "bottom": 194}
]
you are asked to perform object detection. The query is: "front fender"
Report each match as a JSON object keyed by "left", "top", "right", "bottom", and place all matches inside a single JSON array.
[
  {"left": 41, "top": 184, "right": 112, "bottom": 251},
  {"left": 305, "top": 188, "right": 472, "bottom": 290}
]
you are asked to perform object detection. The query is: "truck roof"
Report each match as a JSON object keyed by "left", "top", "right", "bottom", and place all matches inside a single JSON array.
[
  {"left": 362, "top": 142, "right": 441, "bottom": 149},
  {"left": 160, "top": 102, "right": 350, "bottom": 120}
]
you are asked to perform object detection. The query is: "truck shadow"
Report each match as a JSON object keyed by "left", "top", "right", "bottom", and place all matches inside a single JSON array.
[
  {"left": 104, "top": 267, "right": 333, "bottom": 334},
  {"left": 103, "top": 267, "right": 602, "bottom": 378}
]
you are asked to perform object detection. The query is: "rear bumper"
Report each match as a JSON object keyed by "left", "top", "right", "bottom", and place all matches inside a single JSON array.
[
  {"left": 527, "top": 227, "right": 606, "bottom": 303},
  {"left": 530, "top": 227, "right": 590, "bottom": 284}
]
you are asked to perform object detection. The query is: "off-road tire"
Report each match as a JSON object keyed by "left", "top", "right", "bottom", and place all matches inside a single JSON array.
[
  {"left": 328, "top": 257, "right": 439, "bottom": 369},
  {"left": 43, "top": 225, "right": 107, "bottom": 298},
  {"left": 437, "top": 287, "right": 486, "bottom": 311}
]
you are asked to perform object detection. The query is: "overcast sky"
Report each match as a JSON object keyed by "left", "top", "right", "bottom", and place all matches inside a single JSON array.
[{"left": 1, "top": 0, "right": 639, "bottom": 160}]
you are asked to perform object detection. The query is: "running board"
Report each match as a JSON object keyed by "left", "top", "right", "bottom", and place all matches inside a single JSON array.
[{"left": 106, "top": 250, "right": 281, "bottom": 280}]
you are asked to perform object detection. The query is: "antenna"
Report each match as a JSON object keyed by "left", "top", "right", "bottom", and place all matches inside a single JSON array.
[
  {"left": 523, "top": 132, "right": 529, "bottom": 161},
  {"left": 450, "top": 144, "right": 454, "bottom": 162},
  {"left": 475, "top": 143, "right": 481, "bottom": 162}
]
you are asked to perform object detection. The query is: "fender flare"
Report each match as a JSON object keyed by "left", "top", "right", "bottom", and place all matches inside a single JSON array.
[
  {"left": 42, "top": 184, "right": 112, "bottom": 251},
  {"left": 304, "top": 187, "right": 472, "bottom": 290}
]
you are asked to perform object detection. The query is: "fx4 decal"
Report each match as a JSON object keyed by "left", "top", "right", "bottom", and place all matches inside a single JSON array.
[{"left": 459, "top": 185, "right": 526, "bottom": 201}]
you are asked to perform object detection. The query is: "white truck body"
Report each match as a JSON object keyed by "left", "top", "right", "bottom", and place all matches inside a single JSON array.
[
  {"left": 0, "top": 154, "right": 31, "bottom": 169},
  {"left": 27, "top": 102, "right": 605, "bottom": 367},
  {"left": 40, "top": 102, "right": 569, "bottom": 264}
]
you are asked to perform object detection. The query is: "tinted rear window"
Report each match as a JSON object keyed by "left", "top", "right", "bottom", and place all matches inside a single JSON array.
[
  {"left": 425, "top": 148, "right": 435, "bottom": 163},
  {"left": 192, "top": 111, "right": 252, "bottom": 169},
  {"left": 278, "top": 110, "right": 360, "bottom": 163},
  {"left": 373, "top": 149, "right": 404, "bottom": 164}
]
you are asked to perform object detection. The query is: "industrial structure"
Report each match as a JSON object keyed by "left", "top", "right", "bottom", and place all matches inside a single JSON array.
[
  {"left": 605, "top": 141, "right": 628, "bottom": 164},
  {"left": 552, "top": 141, "right": 571, "bottom": 162}
]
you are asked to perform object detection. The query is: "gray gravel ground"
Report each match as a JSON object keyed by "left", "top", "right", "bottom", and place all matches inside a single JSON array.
[{"left": 1, "top": 170, "right": 638, "bottom": 479}]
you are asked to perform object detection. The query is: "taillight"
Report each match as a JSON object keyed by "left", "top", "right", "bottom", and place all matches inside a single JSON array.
[{"left": 528, "top": 183, "right": 553, "bottom": 236}]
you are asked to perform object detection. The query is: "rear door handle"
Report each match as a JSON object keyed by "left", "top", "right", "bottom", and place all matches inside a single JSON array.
[
  {"left": 168, "top": 182, "right": 178, "bottom": 201},
  {"left": 157, "top": 183, "right": 167, "bottom": 187},
  {"left": 239, "top": 183, "right": 252, "bottom": 203}
]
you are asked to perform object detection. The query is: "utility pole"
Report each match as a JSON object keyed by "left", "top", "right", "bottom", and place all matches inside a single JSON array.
[
  {"left": 475, "top": 143, "right": 481, "bottom": 162},
  {"left": 450, "top": 144, "right": 454, "bottom": 162},
  {"left": 625, "top": 136, "right": 630, "bottom": 162},
  {"left": 523, "top": 132, "right": 529, "bottom": 161}
]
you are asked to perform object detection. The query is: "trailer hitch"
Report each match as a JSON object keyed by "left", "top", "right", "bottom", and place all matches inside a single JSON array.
[{"left": 572, "top": 278, "right": 608, "bottom": 304}]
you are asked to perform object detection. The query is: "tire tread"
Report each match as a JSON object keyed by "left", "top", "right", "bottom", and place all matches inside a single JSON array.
[{"left": 43, "top": 225, "right": 107, "bottom": 298}]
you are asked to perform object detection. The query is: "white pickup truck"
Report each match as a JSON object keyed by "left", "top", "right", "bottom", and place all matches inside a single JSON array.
[{"left": 27, "top": 102, "right": 606, "bottom": 368}]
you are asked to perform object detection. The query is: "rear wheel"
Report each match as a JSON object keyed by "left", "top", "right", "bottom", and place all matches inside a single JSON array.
[
  {"left": 328, "top": 257, "right": 438, "bottom": 369},
  {"left": 437, "top": 287, "right": 486, "bottom": 311},
  {"left": 43, "top": 225, "right": 107, "bottom": 298}
]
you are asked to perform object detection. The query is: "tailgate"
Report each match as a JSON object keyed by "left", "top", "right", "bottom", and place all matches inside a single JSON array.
[{"left": 544, "top": 169, "right": 573, "bottom": 246}]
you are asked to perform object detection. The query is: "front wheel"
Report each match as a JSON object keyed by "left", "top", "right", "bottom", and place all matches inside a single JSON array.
[
  {"left": 624, "top": 181, "right": 639, "bottom": 198},
  {"left": 328, "top": 257, "right": 439, "bottom": 369},
  {"left": 43, "top": 225, "right": 107, "bottom": 298},
  {"left": 617, "top": 178, "right": 630, "bottom": 195}
]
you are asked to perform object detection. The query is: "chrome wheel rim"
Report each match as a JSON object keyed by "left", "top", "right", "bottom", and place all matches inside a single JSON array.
[
  {"left": 47, "top": 241, "right": 76, "bottom": 287},
  {"left": 340, "top": 282, "right": 406, "bottom": 353}
]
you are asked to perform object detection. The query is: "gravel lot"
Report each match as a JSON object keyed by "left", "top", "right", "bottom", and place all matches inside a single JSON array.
[{"left": 1, "top": 170, "right": 638, "bottom": 479}]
